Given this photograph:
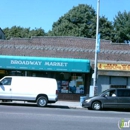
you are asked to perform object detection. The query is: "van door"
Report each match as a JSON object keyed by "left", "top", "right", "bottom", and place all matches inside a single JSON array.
[
  {"left": 11, "top": 77, "right": 35, "bottom": 100},
  {"left": 117, "top": 89, "right": 130, "bottom": 109},
  {"left": 0, "top": 77, "right": 12, "bottom": 99},
  {"left": 102, "top": 89, "right": 118, "bottom": 108}
]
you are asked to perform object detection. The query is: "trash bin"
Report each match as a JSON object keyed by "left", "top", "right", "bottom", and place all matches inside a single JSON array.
[{"left": 80, "top": 96, "right": 86, "bottom": 106}]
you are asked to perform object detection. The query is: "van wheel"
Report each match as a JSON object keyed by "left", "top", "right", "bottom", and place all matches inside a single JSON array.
[
  {"left": 92, "top": 101, "right": 101, "bottom": 110},
  {"left": 2, "top": 100, "right": 6, "bottom": 102},
  {"left": 37, "top": 96, "right": 47, "bottom": 107},
  {"left": 2, "top": 100, "right": 12, "bottom": 102}
]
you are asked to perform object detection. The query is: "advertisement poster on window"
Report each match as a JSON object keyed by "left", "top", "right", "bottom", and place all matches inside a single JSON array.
[
  {"left": 69, "top": 76, "right": 84, "bottom": 94},
  {"left": 57, "top": 75, "right": 85, "bottom": 94},
  {"left": 57, "top": 81, "right": 69, "bottom": 93}
]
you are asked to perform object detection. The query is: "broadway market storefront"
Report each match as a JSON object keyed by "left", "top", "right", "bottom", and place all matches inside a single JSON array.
[{"left": 0, "top": 55, "right": 91, "bottom": 101}]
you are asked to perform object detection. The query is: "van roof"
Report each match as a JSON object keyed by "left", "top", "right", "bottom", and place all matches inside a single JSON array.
[{"left": 3, "top": 76, "right": 55, "bottom": 80}]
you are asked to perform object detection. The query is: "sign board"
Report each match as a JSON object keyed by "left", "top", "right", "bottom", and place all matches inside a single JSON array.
[
  {"left": 96, "top": 33, "right": 100, "bottom": 53},
  {"left": 98, "top": 63, "right": 130, "bottom": 71},
  {"left": 0, "top": 55, "right": 90, "bottom": 73}
]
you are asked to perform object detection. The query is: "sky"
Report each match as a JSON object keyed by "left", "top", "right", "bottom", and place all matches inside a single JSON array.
[{"left": 0, "top": 0, "right": 130, "bottom": 32}]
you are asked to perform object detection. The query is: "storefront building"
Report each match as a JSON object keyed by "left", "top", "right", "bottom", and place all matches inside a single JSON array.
[
  {"left": 0, "top": 55, "right": 91, "bottom": 101},
  {"left": 0, "top": 36, "right": 130, "bottom": 100},
  {"left": 97, "top": 62, "right": 130, "bottom": 92}
]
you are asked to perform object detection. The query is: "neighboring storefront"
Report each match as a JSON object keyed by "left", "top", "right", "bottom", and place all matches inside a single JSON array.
[
  {"left": 97, "top": 62, "right": 130, "bottom": 93},
  {"left": 1, "top": 36, "right": 130, "bottom": 100},
  {"left": 0, "top": 55, "right": 91, "bottom": 101}
]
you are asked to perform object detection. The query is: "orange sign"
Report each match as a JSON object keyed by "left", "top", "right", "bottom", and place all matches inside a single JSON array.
[{"left": 98, "top": 63, "right": 130, "bottom": 71}]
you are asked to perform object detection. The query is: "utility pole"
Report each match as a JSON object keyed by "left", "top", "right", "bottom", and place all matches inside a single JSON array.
[{"left": 93, "top": 0, "right": 100, "bottom": 88}]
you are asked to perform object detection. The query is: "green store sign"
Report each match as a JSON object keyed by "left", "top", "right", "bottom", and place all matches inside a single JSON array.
[{"left": 0, "top": 55, "right": 90, "bottom": 73}]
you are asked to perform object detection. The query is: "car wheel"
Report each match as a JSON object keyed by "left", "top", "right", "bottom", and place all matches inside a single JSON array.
[
  {"left": 37, "top": 96, "right": 48, "bottom": 107},
  {"left": 92, "top": 101, "right": 101, "bottom": 110}
]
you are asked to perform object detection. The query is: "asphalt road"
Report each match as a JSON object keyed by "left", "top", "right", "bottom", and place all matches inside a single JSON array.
[{"left": 0, "top": 103, "right": 130, "bottom": 130}]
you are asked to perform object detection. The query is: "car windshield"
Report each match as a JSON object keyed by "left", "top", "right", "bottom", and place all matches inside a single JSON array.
[{"left": 98, "top": 89, "right": 109, "bottom": 96}]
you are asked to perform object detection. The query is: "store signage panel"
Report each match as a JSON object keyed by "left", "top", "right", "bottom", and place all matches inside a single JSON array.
[
  {"left": 0, "top": 70, "right": 6, "bottom": 74},
  {"left": 98, "top": 63, "right": 130, "bottom": 71},
  {"left": 0, "top": 56, "right": 90, "bottom": 73}
]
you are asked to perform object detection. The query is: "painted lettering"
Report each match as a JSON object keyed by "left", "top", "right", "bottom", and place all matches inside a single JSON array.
[
  {"left": 44, "top": 62, "right": 68, "bottom": 67},
  {"left": 10, "top": 60, "right": 42, "bottom": 66}
]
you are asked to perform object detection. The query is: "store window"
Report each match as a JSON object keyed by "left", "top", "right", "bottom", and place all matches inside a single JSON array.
[
  {"left": 57, "top": 73, "right": 85, "bottom": 94},
  {"left": 8, "top": 70, "right": 24, "bottom": 76}
]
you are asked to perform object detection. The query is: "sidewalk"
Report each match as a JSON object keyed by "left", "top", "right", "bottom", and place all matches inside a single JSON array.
[
  {"left": 48, "top": 100, "right": 83, "bottom": 109},
  {"left": 0, "top": 100, "right": 84, "bottom": 109}
]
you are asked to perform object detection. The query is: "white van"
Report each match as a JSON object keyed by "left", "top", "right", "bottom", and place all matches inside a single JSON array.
[{"left": 0, "top": 76, "right": 58, "bottom": 107}]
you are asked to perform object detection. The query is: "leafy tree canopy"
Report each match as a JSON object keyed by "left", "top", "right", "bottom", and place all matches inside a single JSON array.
[
  {"left": 48, "top": 4, "right": 114, "bottom": 41},
  {"left": 48, "top": 4, "right": 96, "bottom": 37},
  {"left": 113, "top": 11, "right": 130, "bottom": 43},
  {"left": 99, "top": 16, "right": 114, "bottom": 41},
  {"left": 3, "top": 26, "right": 46, "bottom": 40},
  {"left": 3, "top": 5, "right": 130, "bottom": 44}
]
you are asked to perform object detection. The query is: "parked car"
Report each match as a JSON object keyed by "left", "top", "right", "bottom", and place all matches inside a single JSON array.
[{"left": 82, "top": 88, "right": 130, "bottom": 110}]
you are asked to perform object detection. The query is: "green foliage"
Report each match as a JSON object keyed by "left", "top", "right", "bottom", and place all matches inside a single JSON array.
[
  {"left": 48, "top": 4, "right": 113, "bottom": 41},
  {"left": 99, "top": 16, "right": 114, "bottom": 41},
  {"left": 113, "top": 11, "right": 130, "bottom": 43},
  {"left": 48, "top": 4, "right": 97, "bottom": 37},
  {"left": 2, "top": 5, "right": 130, "bottom": 44},
  {"left": 3, "top": 26, "right": 46, "bottom": 40}
]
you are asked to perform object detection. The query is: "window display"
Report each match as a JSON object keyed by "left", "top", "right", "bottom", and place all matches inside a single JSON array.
[
  {"left": 57, "top": 81, "right": 69, "bottom": 93},
  {"left": 69, "top": 76, "right": 84, "bottom": 94},
  {"left": 57, "top": 74, "right": 85, "bottom": 94}
]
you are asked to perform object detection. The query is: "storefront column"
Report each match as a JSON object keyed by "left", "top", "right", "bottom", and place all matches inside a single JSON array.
[{"left": 25, "top": 71, "right": 27, "bottom": 76}]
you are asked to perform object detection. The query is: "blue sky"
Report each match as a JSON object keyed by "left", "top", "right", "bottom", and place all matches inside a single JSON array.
[{"left": 0, "top": 0, "right": 129, "bottom": 32}]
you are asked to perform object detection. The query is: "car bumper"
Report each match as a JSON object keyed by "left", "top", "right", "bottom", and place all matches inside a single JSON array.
[{"left": 82, "top": 101, "right": 91, "bottom": 108}]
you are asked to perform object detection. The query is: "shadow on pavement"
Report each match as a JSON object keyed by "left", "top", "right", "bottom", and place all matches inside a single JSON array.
[
  {"left": 0, "top": 102, "right": 70, "bottom": 109},
  {"left": 103, "top": 108, "right": 130, "bottom": 112},
  {"left": 1, "top": 102, "right": 130, "bottom": 112},
  {"left": 47, "top": 104, "right": 70, "bottom": 109}
]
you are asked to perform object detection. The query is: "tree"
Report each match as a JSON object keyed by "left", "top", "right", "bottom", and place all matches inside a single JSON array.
[
  {"left": 113, "top": 11, "right": 130, "bottom": 43},
  {"left": 29, "top": 28, "right": 46, "bottom": 37},
  {"left": 48, "top": 4, "right": 96, "bottom": 37},
  {"left": 48, "top": 4, "right": 114, "bottom": 41},
  {"left": 3, "top": 26, "right": 46, "bottom": 40},
  {"left": 99, "top": 16, "right": 114, "bottom": 41}
]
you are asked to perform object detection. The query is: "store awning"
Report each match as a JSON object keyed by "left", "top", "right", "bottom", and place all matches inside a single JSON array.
[{"left": 0, "top": 55, "right": 90, "bottom": 73}]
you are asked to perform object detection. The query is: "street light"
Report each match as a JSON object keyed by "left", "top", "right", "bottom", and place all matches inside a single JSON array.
[{"left": 93, "top": 0, "right": 100, "bottom": 90}]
